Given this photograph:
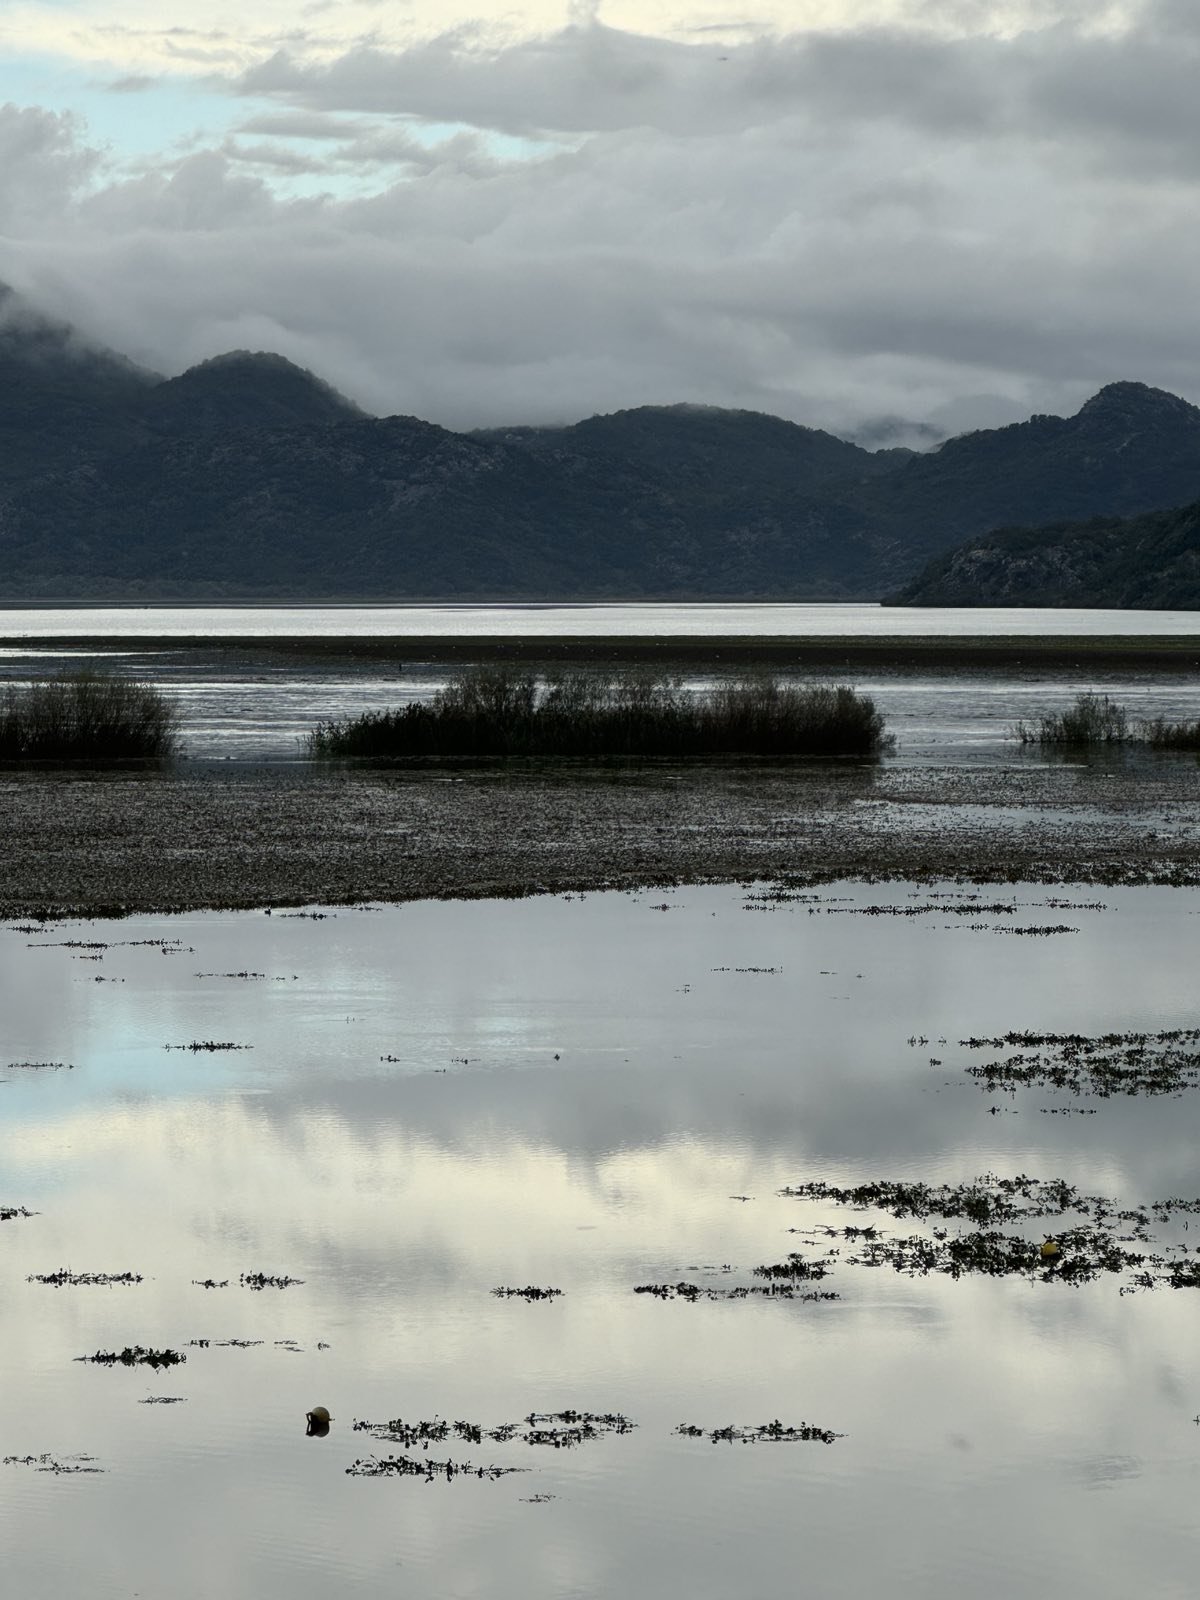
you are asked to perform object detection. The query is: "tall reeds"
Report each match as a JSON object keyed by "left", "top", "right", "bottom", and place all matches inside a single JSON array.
[
  {"left": 306, "top": 667, "right": 891, "bottom": 760},
  {"left": 0, "top": 670, "right": 179, "bottom": 760},
  {"left": 1015, "top": 693, "right": 1129, "bottom": 745},
  {"left": 1016, "top": 692, "right": 1200, "bottom": 751}
]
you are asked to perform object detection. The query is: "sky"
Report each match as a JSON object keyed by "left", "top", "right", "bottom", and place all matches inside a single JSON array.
[{"left": 1, "top": 0, "right": 1197, "bottom": 440}]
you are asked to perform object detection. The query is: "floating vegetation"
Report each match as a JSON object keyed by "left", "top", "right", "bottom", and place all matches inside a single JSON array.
[
  {"left": 28, "top": 1269, "right": 143, "bottom": 1287},
  {"left": 676, "top": 1420, "right": 842, "bottom": 1445},
  {"left": 825, "top": 901, "right": 1020, "bottom": 918},
  {"left": 346, "top": 1454, "right": 525, "bottom": 1481},
  {"left": 139, "top": 1396, "right": 187, "bottom": 1404},
  {"left": 307, "top": 667, "right": 892, "bottom": 761},
  {"left": 79, "top": 1347, "right": 185, "bottom": 1369},
  {"left": 782, "top": 1173, "right": 1200, "bottom": 1292},
  {"left": 4, "top": 1453, "right": 103, "bottom": 1474},
  {"left": 2, "top": 1205, "right": 36, "bottom": 1221},
  {"left": 634, "top": 1282, "right": 839, "bottom": 1302},
  {"left": 957, "top": 1029, "right": 1200, "bottom": 1097},
  {"left": 189, "top": 1338, "right": 263, "bottom": 1348},
  {"left": 164, "top": 1041, "right": 252, "bottom": 1053},
  {"left": 354, "top": 1411, "right": 634, "bottom": 1453},
  {"left": 240, "top": 1271, "right": 303, "bottom": 1290},
  {"left": 192, "top": 1278, "right": 229, "bottom": 1289},
  {"left": 752, "top": 1252, "right": 833, "bottom": 1281},
  {"left": 492, "top": 1286, "right": 563, "bottom": 1300},
  {"left": 3, "top": 1060, "right": 74, "bottom": 1072},
  {"left": 780, "top": 1175, "right": 1098, "bottom": 1226}
]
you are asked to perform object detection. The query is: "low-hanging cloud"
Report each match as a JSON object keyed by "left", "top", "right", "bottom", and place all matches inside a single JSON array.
[{"left": 3, "top": 7, "right": 1200, "bottom": 437}]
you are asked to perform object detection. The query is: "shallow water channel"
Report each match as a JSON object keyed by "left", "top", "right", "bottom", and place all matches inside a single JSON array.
[{"left": 3, "top": 881, "right": 1200, "bottom": 1598}]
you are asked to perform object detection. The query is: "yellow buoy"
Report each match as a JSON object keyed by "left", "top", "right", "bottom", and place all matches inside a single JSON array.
[{"left": 1040, "top": 1239, "right": 1060, "bottom": 1260}]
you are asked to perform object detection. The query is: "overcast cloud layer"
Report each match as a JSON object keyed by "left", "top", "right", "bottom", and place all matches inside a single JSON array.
[{"left": 1, "top": 1, "right": 1197, "bottom": 438}]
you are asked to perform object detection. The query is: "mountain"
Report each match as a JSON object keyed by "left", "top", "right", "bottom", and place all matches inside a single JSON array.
[
  {"left": 3, "top": 286, "right": 1200, "bottom": 601},
  {"left": 133, "top": 350, "right": 364, "bottom": 436},
  {"left": 847, "top": 381, "right": 1200, "bottom": 566},
  {"left": 888, "top": 500, "right": 1200, "bottom": 609},
  {"left": 0, "top": 287, "right": 158, "bottom": 489}
]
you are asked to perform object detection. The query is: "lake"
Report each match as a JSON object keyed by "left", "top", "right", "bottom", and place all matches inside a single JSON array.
[
  {"left": 4, "top": 880, "right": 1200, "bottom": 1599},
  {"left": 2, "top": 605, "right": 1200, "bottom": 761},
  {"left": 2, "top": 601, "right": 1200, "bottom": 639}
]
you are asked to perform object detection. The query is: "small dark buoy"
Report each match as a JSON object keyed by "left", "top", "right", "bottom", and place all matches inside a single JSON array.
[{"left": 306, "top": 1404, "right": 332, "bottom": 1437}]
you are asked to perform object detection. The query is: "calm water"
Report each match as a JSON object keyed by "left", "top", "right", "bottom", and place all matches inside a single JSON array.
[
  {"left": 2, "top": 603, "right": 1199, "bottom": 761},
  {"left": 0, "top": 602, "right": 1199, "bottom": 639},
  {"left": 3, "top": 648, "right": 1200, "bottom": 763},
  {"left": 4, "top": 881, "right": 1200, "bottom": 1599}
]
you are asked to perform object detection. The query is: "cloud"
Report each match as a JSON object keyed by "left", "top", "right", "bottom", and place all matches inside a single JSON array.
[{"left": 3, "top": 7, "right": 1200, "bottom": 438}]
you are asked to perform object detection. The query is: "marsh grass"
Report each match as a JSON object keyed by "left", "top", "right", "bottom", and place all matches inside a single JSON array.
[
  {"left": 1016, "top": 693, "right": 1200, "bottom": 752},
  {"left": 1142, "top": 716, "right": 1200, "bottom": 751},
  {"left": 306, "top": 667, "right": 891, "bottom": 761},
  {"left": 0, "top": 670, "right": 178, "bottom": 760},
  {"left": 1015, "top": 693, "right": 1129, "bottom": 745}
]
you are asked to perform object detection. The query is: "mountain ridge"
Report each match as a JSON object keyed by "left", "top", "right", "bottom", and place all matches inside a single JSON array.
[{"left": 3, "top": 286, "right": 1200, "bottom": 602}]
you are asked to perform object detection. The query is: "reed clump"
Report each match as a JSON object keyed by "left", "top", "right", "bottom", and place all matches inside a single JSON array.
[
  {"left": 0, "top": 671, "right": 178, "bottom": 760},
  {"left": 1016, "top": 693, "right": 1200, "bottom": 752},
  {"left": 306, "top": 668, "right": 891, "bottom": 761},
  {"left": 1015, "top": 693, "right": 1129, "bottom": 746},
  {"left": 1142, "top": 716, "right": 1200, "bottom": 751}
]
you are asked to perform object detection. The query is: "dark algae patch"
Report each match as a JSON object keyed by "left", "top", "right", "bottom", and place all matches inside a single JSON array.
[
  {"left": 165, "top": 1041, "right": 253, "bottom": 1053},
  {"left": 5, "top": 1453, "right": 104, "bottom": 1474},
  {"left": 347, "top": 1409, "right": 635, "bottom": 1480},
  {"left": 346, "top": 1455, "right": 527, "bottom": 1481},
  {"left": 492, "top": 1285, "right": 564, "bottom": 1300},
  {"left": 354, "top": 1411, "right": 635, "bottom": 1450},
  {"left": 634, "top": 1282, "right": 840, "bottom": 1301},
  {"left": 782, "top": 1174, "right": 1200, "bottom": 1292},
  {"left": 78, "top": 1347, "right": 186, "bottom": 1369},
  {"left": 676, "top": 1421, "right": 843, "bottom": 1445},
  {"left": 957, "top": 1028, "right": 1200, "bottom": 1097},
  {"left": 28, "top": 1269, "right": 143, "bottom": 1286}
]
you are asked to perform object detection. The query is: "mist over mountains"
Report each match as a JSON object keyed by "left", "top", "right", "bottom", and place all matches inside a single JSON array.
[{"left": 3, "top": 286, "right": 1200, "bottom": 604}]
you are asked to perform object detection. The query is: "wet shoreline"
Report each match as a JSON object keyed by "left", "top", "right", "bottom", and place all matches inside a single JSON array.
[{"left": 3, "top": 757, "right": 1199, "bottom": 918}]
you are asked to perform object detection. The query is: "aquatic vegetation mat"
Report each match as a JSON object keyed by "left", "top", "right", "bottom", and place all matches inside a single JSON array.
[
  {"left": 2, "top": 1205, "right": 36, "bottom": 1221},
  {"left": 955, "top": 1029, "right": 1200, "bottom": 1097},
  {"left": 492, "top": 1285, "right": 563, "bottom": 1300},
  {"left": 634, "top": 1282, "right": 839, "bottom": 1302},
  {"left": 28, "top": 1269, "right": 143, "bottom": 1286},
  {"left": 4, "top": 1453, "right": 103, "bottom": 1474},
  {"left": 676, "top": 1421, "right": 842, "bottom": 1445},
  {"left": 782, "top": 1174, "right": 1200, "bottom": 1292},
  {"left": 77, "top": 1347, "right": 186, "bottom": 1369},
  {"left": 354, "top": 1411, "right": 635, "bottom": 1451},
  {"left": 346, "top": 1454, "right": 526, "bottom": 1481}
]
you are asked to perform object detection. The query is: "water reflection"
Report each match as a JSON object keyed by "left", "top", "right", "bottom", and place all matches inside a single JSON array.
[{"left": 3, "top": 883, "right": 1200, "bottom": 1599}]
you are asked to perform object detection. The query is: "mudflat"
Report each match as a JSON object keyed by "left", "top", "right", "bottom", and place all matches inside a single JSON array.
[{"left": 3, "top": 757, "right": 1198, "bottom": 918}]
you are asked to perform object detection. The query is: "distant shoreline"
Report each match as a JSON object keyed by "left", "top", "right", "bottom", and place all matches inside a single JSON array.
[{"left": 4, "top": 633, "right": 1200, "bottom": 670}]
